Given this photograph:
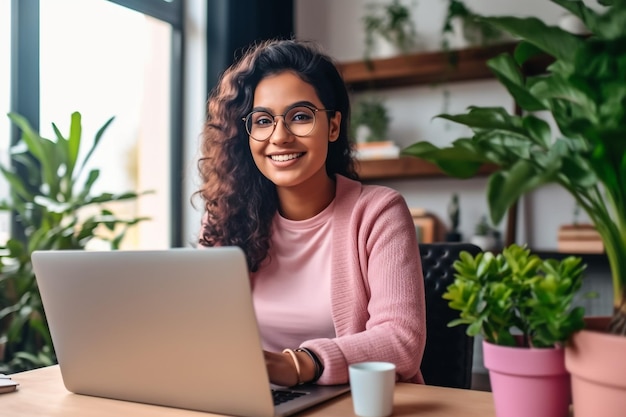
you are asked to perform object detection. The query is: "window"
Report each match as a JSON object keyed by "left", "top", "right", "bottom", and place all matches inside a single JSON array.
[{"left": 9, "top": 0, "right": 184, "bottom": 249}]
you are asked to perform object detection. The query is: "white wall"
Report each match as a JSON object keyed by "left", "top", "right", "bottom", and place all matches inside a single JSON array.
[{"left": 295, "top": 0, "right": 591, "bottom": 249}]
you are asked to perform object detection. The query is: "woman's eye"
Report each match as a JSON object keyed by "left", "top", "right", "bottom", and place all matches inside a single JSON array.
[
  {"left": 254, "top": 115, "right": 273, "bottom": 126},
  {"left": 290, "top": 111, "right": 314, "bottom": 123}
]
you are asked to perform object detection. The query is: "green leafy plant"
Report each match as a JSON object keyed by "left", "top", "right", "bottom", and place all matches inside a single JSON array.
[
  {"left": 350, "top": 96, "right": 391, "bottom": 143},
  {"left": 402, "top": 0, "right": 626, "bottom": 335},
  {"left": 444, "top": 244, "right": 586, "bottom": 347},
  {"left": 0, "top": 111, "right": 151, "bottom": 372},
  {"left": 363, "top": 0, "right": 418, "bottom": 64}
]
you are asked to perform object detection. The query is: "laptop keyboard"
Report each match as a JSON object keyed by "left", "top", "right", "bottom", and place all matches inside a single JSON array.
[{"left": 271, "top": 388, "right": 308, "bottom": 405}]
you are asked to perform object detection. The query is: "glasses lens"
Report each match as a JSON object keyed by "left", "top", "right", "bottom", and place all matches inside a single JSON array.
[
  {"left": 284, "top": 106, "right": 316, "bottom": 137},
  {"left": 246, "top": 111, "right": 274, "bottom": 141}
]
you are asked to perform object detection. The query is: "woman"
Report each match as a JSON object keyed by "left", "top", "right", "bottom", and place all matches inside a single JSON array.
[{"left": 197, "top": 38, "right": 425, "bottom": 387}]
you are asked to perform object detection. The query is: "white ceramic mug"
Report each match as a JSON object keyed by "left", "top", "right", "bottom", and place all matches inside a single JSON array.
[{"left": 348, "top": 361, "right": 396, "bottom": 417}]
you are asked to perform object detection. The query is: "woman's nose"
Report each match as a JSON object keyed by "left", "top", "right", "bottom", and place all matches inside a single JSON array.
[{"left": 269, "top": 117, "right": 293, "bottom": 143}]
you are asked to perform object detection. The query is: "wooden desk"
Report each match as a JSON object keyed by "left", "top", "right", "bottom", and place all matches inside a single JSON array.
[{"left": 4, "top": 366, "right": 496, "bottom": 416}]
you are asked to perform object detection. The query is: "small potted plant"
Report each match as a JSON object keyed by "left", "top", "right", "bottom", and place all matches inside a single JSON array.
[
  {"left": 362, "top": 0, "right": 418, "bottom": 63},
  {"left": 351, "top": 96, "right": 400, "bottom": 160},
  {"left": 470, "top": 215, "right": 500, "bottom": 251},
  {"left": 444, "top": 244, "right": 586, "bottom": 417},
  {"left": 441, "top": 0, "right": 504, "bottom": 51},
  {"left": 350, "top": 96, "right": 391, "bottom": 144}
]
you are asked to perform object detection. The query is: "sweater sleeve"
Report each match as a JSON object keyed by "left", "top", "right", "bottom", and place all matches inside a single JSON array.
[{"left": 303, "top": 186, "right": 426, "bottom": 385}]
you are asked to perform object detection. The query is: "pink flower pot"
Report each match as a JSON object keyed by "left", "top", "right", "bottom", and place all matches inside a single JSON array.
[
  {"left": 565, "top": 316, "right": 626, "bottom": 417},
  {"left": 483, "top": 340, "right": 571, "bottom": 417}
]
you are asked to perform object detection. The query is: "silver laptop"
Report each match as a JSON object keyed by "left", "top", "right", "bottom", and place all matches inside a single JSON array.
[{"left": 32, "top": 247, "right": 349, "bottom": 417}]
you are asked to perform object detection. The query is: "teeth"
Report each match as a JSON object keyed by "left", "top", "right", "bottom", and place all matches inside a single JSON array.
[{"left": 270, "top": 153, "right": 303, "bottom": 162}]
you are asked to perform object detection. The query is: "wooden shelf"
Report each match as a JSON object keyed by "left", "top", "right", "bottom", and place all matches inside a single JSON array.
[
  {"left": 356, "top": 157, "right": 498, "bottom": 181},
  {"left": 337, "top": 42, "right": 552, "bottom": 91}
]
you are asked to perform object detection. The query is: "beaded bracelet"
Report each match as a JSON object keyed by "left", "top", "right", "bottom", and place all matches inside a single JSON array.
[{"left": 282, "top": 348, "right": 302, "bottom": 385}]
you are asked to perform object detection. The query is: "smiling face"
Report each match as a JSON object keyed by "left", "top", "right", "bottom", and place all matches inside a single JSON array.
[{"left": 248, "top": 71, "right": 341, "bottom": 194}]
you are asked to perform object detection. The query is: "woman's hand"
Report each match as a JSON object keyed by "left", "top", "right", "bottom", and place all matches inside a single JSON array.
[
  {"left": 264, "top": 350, "right": 299, "bottom": 387},
  {"left": 264, "top": 349, "right": 317, "bottom": 386}
]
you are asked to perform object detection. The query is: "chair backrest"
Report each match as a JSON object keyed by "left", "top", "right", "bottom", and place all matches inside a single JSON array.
[{"left": 419, "top": 242, "right": 482, "bottom": 389}]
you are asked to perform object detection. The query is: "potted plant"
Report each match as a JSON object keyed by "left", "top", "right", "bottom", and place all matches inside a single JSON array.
[
  {"left": 402, "top": 0, "right": 626, "bottom": 415},
  {"left": 0, "top": 111, "right": 150, "bottom": 373},
  {"left": 350, "top": 96, "right": 401, "bottom": 160},
  {"left": 441, "top": 0, "right": 505, "bottom": 51},
  {"left": 469, "top": 215, "right": 500, "bottom": 251},
  {"left": 362, "top": 0, "right": 418, "bottom": 63},
  {"left": 445, "top": 244, "right": 586, "bottom": 417},
  {"left": 350, "top": 96, "right": 391, "bottom": 144}
]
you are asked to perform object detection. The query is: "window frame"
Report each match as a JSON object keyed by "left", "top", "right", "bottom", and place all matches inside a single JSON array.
[{"left": 107, "top": 0, "right": 183, "bottom": 28}]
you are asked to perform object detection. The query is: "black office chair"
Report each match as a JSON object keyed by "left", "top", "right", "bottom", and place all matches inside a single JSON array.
[{"left": 419, "top": 242, "right": 482, "bottom": 389}]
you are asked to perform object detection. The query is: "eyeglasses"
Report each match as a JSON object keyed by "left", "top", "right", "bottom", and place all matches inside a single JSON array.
[{"left": 242, "top": 104, "right": 335, "bottom": 142}]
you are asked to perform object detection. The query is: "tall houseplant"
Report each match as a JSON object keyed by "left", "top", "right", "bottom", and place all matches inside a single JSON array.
[
  {"left": 402, "top": 1, "right": 626, "bottom": 414},
  {"left": 403, "top": 0, "right": 626, "bottom": 334},
  {"left": 0, "top": 111, "right": 150, "bottom": 373}
]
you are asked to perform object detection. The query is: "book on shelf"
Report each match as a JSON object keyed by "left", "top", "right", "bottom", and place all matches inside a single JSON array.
[
  {"left": 414, "top": 217, "right": 435, "bottom": 243},
  {"left": 558, "top": 224, "right": 602, "bottom": 240},
  {"left": 411, "top": 209, "right": 444, "bottom": 243},
  {"left": 557, "top": 239, "right": 604, "bottom": 254},
  {"left": 557, "top": 224, "right": 604, "bottom": 254},
  {"left": 353, "top": 141, "right": 400, "bottom": 161}
]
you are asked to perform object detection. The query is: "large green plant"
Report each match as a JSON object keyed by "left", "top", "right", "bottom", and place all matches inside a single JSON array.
[
  {"left": 402, "top": 0, "right": 626, "bottom": 335},
  {"left": 444, "top": 244, "right": 586, "bottom": 347},
  {"left": 0, "top": 111, "right": 150, "bottom": 372}
]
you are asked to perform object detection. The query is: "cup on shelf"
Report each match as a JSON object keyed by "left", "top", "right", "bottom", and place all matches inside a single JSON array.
[{"left": 348, "top": 361, "right": 396, "bottom": 417}]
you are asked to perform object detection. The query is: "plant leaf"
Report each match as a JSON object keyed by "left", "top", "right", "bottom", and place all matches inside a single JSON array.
[
  {"left": 487, "top": 53, "right": 547, "bottom": 112},
  {"left": 487, "top": 161, "right": 549, "bottom": 224},
  {"left": 478, "top": 16, "right": 584, "bottom": 63}
]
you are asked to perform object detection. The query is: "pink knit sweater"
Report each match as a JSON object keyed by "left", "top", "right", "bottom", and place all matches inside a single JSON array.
[{"left": 300, "top": 175, "right": 426, "bottom": 385}]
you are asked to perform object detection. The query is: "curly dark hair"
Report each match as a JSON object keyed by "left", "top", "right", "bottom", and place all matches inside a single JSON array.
[{"left": 196, "top": 38, "right": 358, "bottom": 272}]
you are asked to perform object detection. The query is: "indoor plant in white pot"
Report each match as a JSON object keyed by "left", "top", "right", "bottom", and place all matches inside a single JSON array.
[
  {"left": 441, "top": 0, "right": 504, "bottom": 51},
  {"left": 350, "top": 96, "right": 400, "bottom": 160},
  {"left": 350, "top": 96, "right": 391, "bottom": 144},
  {"left": 469, "top": 215, "right": 500, "bottom": 251},
  {"left": 444, "top": 244, "right": 586, "bottom": 417},
  {"left": 402, "top": 1, "right": 626, "bottom": 415},
  {"left": 362, "top": 0, "right": 418, "bottom": 63}
]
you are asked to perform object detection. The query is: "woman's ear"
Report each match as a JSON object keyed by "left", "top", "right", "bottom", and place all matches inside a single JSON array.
[{"left": 328, "top": 111, "right": 341, "bottom": 143}]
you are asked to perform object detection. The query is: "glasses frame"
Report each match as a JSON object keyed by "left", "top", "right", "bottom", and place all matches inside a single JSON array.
[{"left": 242, "top": 104, "right": 335, "bottom": 142}]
